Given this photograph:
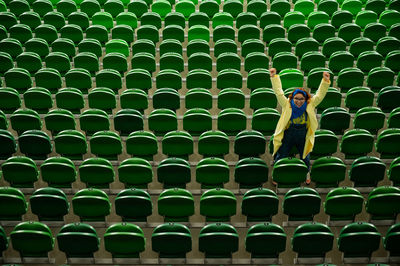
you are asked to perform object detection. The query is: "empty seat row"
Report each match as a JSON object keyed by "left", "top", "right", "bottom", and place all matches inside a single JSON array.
[
  {"left": 1, "top": 186, "right": 400, "bottom": 222},
  {"left": 1, "top": 220, "right": 399, "bottom": 260}
]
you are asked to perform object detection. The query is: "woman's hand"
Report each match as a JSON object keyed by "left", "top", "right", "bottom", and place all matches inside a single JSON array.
[
  {"left": 323, "top": 71, "right": 330, "bottom": 82},
  {"left": 269, "top": 68, "right": 276, "bottom": 77}
]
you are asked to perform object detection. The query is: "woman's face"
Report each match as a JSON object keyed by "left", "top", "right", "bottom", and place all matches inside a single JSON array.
[{"left": 293, "top": 93, "right": 306, "bottom": 108}]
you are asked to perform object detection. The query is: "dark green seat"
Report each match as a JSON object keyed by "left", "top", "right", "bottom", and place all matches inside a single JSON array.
[
  {"left": 366, "top": 186, "right": 400, "bottom": 220},
  {"left": 357, "top": 51, "right": 383, "bottom": 74},
  {"left": 383, "top": 223, "right": 400, "bottom": 256},
  {"left": 336, "top": 67, "right": 364, "bottom": 92},
  {"left": 345, "top": 87, "right": 374, "bottom": 113},
  {"left": 19, "top": 130, "right": 52, "bottom": 159},
  {"left": 34, "top": 67, "right": 62, "bottom": 92},
  {"left": 155, "top": 69, "right": 182, "bottom": 90},
  {"left": 310, "top": 156, "right": 346, "bottom": 187},
  {"left": 78, "top": 38, "right": 102, "bottom": 58},
  {"left": 185, "top": 89, "right": 212, "bottom": 110},
  {"left": 162, "top": 131, "right": 193, "bottom": 159},
  {"left": 4, "top": 67, "right": 32, "bottom": 92},
  {"left": 317, "top": 86, "right": 341, "bottom": 113},
  {"left": 95, "top": 69, "right": 122, "bottom": 93},
  {"left": 349, "top": 37, "right": 374, "bottom": 57},
  {"left": 247, "top": 68, "right": 272, "bottom": 90},
  {"left": 73, "top": 52, "right": 100, "bottom": 75},
  {"left": 152, "top": 223, "right": 192, "bottom": 258},
  {"left": 72, "top": 188, "right": 111, "bottom": 221},
  {"left": 249, "top": 88, "right": 277, "bottom": 110},
  {"left": 120, "top": 89, "right": 148, "bottom": 113},
  {"left": 89, "top": 131, "right": 122, "bottom": 160},
  {"left": 311, "top": 129, "right": 338, "bottom": 158},
  {"left": 115, "top": 188, "right": 152, "bottom": 221},
  {"left": 199, "top": 223, "right": 238, "bottom": 258},
  {"left": 217, "top": 88, "right": 244, "bottom": 109},
  {"left": 245, "top": 223, "right": 286, "bottom": 258},
  {"left": 10, "top": 108, "right": 42, "bottom": 135},
  {"left": 234, "top": 130, "right": 266, "bottom": 158},
  {"left": 0, "top": 38, "right": 23, "bottom": 58},
  {"left": 125, "top": 68, "right": 152, "bottom": 91},
  {"left": 30, "top": 187, "right": 70, "bottom": 221},
  {"left": 40, "top": 156, "right": 77, "bottom": 188},
  {"left": 242, "top": 188, "right": 279, "bottom": 222},
  {"left": 217, "top": 108, "right": 247, "bottom": 136},
  {"left": 268, "top": 38, "right": 292, "bottom": 59},
  {"left": 377, "top": 85, "right": 400, "bottom": 113},
  {"left": 0, "top": 225, "right": 8, "bottom": 256},
  {"left": 118, "top": 158, "right": 152, "bottom": 188},
  {"left": 292, "top": 222, "right": 334, "bottom": 259},
  {"left": 216, "top": 69, "right": 242, "bottom": 90},
  {"left": 367, "top": 67, "right": 395, "bottom": 92},
  {"left": 319, "top": 107, "right": 350, "bottom": 135},
  {"left": 16, "top": 52, "right": 42, "bottom": 74},
  {"left": 148, "top": 108, "right": 178, "bottom": 136},
  {"left": 0, "top": 130, "right": 17, "bottom": 159},
  {"left": 188, "top": 52, "right": 212, "bottom": 71},
  {"left": 283, "top": 187, "right": 321, "bottom": 221},
  {"left": 198, "top": 130, "right": 230, "bottom": 157},
  {"left": 44, "top": 109, "right": 76, "bottom": 136},
  {"left": 388, "top": 107, "right": 400, "bottom": 128},
  {"left": 241, "top": 38, "right": 264, "bottom": 58},
  {"left": 57, "top": 223, "right": 100, "bottom": 258},
  {"left": 259, "top": 11, "right": 281, "bottom": 29},
  {"left": 153, "top": 88, "right": 180, "bottom": 111},
  {"left": 234, "top": 157, "right": 269, "bottom": 188},
  {"left": 200, "top": 188, "right": 236, "bottom": 222},
  {"left": 376, "top": 128, "right": 400, "bottom": 159},
  {"left": 23, "top": 87, "right": 53, "bottom": 114},
  {"left": 182, "top": 108, "right": 212, "bottom": 136},
  {"left": 388, "top": 156, "right": 400, "bottom": 186},
  {"left": 349, "top": 156, "right": 386, "bottom": 187},
  {"left": 353, "top": 106, "right": 385, "bottom": 134},
  {"left": 251, "top": 107, "right": 280, "bottom": 135},
  {"left": 65, "top": 68, "right": 92, "bottom": 94},
  {"left": 0, "top": 87, "right": 21, "bottom": 114},
  {"left": 340, "top": 129, "right": 374, "bottom": 159},
  {"left": 10, "top": 221, "right": 54, "bottom": 258},
  {"left": 54, "top": 129, "right": 88, "bottom": 160},
  {"left": 195, "top": 157, "right": 229, "bottom": 188},
  {"left": 104, "top": 223, "right": 145, "bottom": 258},
  {"left": 186, "top": 69, "right": 212, "bottom": 89},
  {"left": 158, "top": 188, "right": 195, "bottom": 222},
  {"left": 0, "top": 187, "right": 28, "bottom": 220},
  {"left": 307, "top": 69, "right": 334, "bottom": 93},
  {"left": 272, "top": 157, "right": 308, "bottom": 187},
  {"left": 79, "top": 157, "right": 115, "bottom": 188},
  {"left": 52, "top": 38, "right": 76, "bottom": 58},
  {"left": 338, "top": 222, "right": 381, "bottom": 258},
  {"left": 79, "top": 108, "right": 110, "bottom": 136},
  {"left": 157, "top": 157, "right": 191, "bottom": 188},
  {"left": 126, "top": 131, "right": 158, "bottom": 161},
  {"left": 114, "top": 109, "right": 143, "bottom": 136},
  {"left": 324, "top": 187, "right": 363, "bottom": 221}
]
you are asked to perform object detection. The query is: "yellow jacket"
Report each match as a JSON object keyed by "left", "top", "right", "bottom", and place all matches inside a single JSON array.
[{"left": 271, "top": 75, "right": 330, "bottom": 159}]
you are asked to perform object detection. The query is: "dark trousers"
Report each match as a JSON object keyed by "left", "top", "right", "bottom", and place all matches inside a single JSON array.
[{"left": 274, "top": 123, "right": 311, "bottom": 171}]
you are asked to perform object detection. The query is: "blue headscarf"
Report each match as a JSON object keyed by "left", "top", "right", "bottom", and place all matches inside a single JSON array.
[{"left": 290, "top": 89, "right": 308, "bottom": 121}]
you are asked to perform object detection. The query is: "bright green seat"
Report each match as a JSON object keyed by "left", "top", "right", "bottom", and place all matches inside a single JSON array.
[
  {"left": 0, "top": 187, "right": 28, "bottom": 220},
  {"left": 116, "top": 11, "right": 137, "bottom": 29},
  {"left": 307, "top": 11, "right": 330, "bottom": 29},
  {"left": 54, "top": 130, "right": 87, "bottom": 160},
  {"left": 188, "top": 25, "right": 209, "bottom": 42},
  {"left": 175, "top": 0, "right": 195, "bottom": 19},
  {"left": 196, "top": 157, "right": 229, "bottom": 188},
  {"left": 1, "top": 156, "right": 39, "bottom": 188},
  {"left": 126, "top": 131, "right": 158, "bottom": 160},
  {"left": 157, "top": 157, "right": 191, "bottom": 188},
  {"left": 283, "top": 187, "right": 321, "bottom": 221},
  {"left": 40, "top": 156, "right": 76, "bottom": 188},
  {"left": 279, "top": 68, "right": 304, "bottom": 89}
]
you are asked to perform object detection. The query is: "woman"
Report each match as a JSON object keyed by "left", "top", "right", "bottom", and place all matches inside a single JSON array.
[{"left": 269, "top": 68, "right": 331, "bottom": 182}]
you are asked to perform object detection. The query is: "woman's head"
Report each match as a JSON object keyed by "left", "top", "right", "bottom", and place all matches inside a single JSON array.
[{"left": 289, "top": 88, "right": 311, "bottom": 107}]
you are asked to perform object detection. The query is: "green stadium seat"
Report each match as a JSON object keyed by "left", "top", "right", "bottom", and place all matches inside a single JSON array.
[
  {"left": 270, "top": 0, "right": 290, "bottom": 17},
  {"left": 158, "top": 188, "right": 194, "bottom": 222},
  {"left": 35, "top": 68, "right": 63, "bottom": 92},
  {"left": 292, "top": 223, "right": 334, "bottom": 259},
  {"left": 141, "top": 12, "right": 162, "bottom": 29},
  {"left": 388, "top": 107, "right": 400, "bottom": 129},
  {"left": 30, "top": 187, "right": 69, "bottom": 221},
  {"left": 311, "top": 129, "right": 338, "bottom": 158},
  {"left": 307, "top": 11, "right": 330, "bottom": 29},
  {"left": 241, "top": 188, "right": 279, "bottom": 222},
  {"left": 349, "top": 37, "right": 374, "bottom": 57},
  {"left": 213, "top": 25, "right": 235, "bottom": 43},
  {"left": 80, "top": 0, "right": 101, "bottom": 17},
  {"left": 89, "top": 131, "right": 122, "bottom": 160},
  {"left": 328, "top": 51, "right": 355, "bottom": 74},
  {"left": 19, "top": 12, "right": 41, "bottom": 31},
  {"left": 126, "top": 131, "right": 158, "bottom": 160},
  {"left": 237, "top": 24, "right": 259, "bottom": 43},
  {"left": 216, "top": 69, "right": 242, "bottom": 89},
  {"left": 0, "top": 52, "right": 13, "bottom": 75},
  {"left": 152, "top": 223, "right": 192, "bottom": 258},
  {"left": 272, "top": 157, "right": 308, "bottom": 187},
  {"left": 165, "top": 12, "right": 186, "bottom": 28},
  {"left": 200, "top": 188, "right": 236, "bottom": 222},
  {"left": 68, "top": 11, "right": 90, "bottom": 31},
  {"left": 338, "top": 222, "right": 381, "bottom": 259},
  {"left": 0, "top": 226, "right": 7, "bottom": 255},
  {"left": 367, "top": 67, "right": 395, "bottom": 92},
  {"left": 268, "top": 38, "right": 292, "bottom": 60},
  {"left": 183, "top": 108, "right": 212, "bottom": 136},
  {"left": 24, "top": 37, "right": 51, "bottom": 57},
  {"left": 131, "top": 52, "right": 156, "bottom": 73},
  {"left": 300, "top": 51, "right": 325, "bottom": 73},
  {"left": 376, "top": 128, "right": 400, "bottom": 158},
  {"left": 249, "top": 88, "right": 277, "bottom": 110},
  {"left": 104, "top": 0, "right": 124, "bottom": 17},
  {"left": 188, "top": 52, "right": 212, "bottom": 72},
  {"left": 385, "top": 50, "right": 400, "bottom": 73},
  {"left": 175, "top": 0, "right": 195, "bottom": 19},
  {"left": 136, "top": 25, "right": 159, "bottom": 43},
  {"left": 125, "top": 68, "right": 152, "bottom": 91},
  {"left": 364, "top": 22, "right": 386, "bottom": 42},
  {"left": 365, "top": 0, "right": 386, "bottom": 15},
  {"left": 23, "top": 87, "right": 52, "bottom": 114},
  {"left": 259, "top": 11, "right": 281, "bottom": 29},
  {"left": 115, "top": 188, "right": 152, "bottom": 221},
  {"left": 156, "top": 69, "right": 182, "bottom": 90},
  {"left": 340, "top": 129, "right": 374, "bottom": 159},
  {"left": 365, "top": 186, "right": 400, "bottom": 220},
  {"left": 72, "top": 188, "right": 111, "bottom": 221},
  {"left": 162, "top": 130, "right": 194, "bottom": 159},
  {"left": 117, "top": 158, "right": 153, "bottom": 188},
  {"left": 79, "top": 157, "right": 114, "bottom": 188},
  {"left": 157, "top": 157, "right": 191, "bottom": 188},
  {"left": 331, "top": 10, "right": 353, "bottom": 29},
  {"left": 116, "top": 11, "right": 137, "bottom": 30},
  {"left": 353, "top": 106, "right": 385, "bottom": 134},
  {"left": 377, "top": 86, "right": 400, "bottom": 113},
  {"left": 160, "top": 52, "right": 184, "bottom": 72},
  {"left": 57, "top": 223, "right": 100, "bottom": 258},
  {"left": 56, "top": 0, "right": 77, "bottom": 17},
  {"left": 55, "top": 87, "right": 85, "bottom": 114},
  {"left": 78, "top": 38, "right": 102, "bottom": 58},
  {"left": 95, "top": 69, "right": 123, "bottom": 92},
  {"left": 223, "top": 0, "right": 243, "bottom": 18},
  {"left": 283, "top": 187, "right": 321, "bottom": 221},
  {"left": 114, "top": 109, "right": 143, "bottom": 136},
  {"left": 262, "top": 24, "right": 285, "bottom": 43},
  {"left": 321, "top": 37, "right": 346, "bottom": 58},
  {"left": 120, "top": 89, "right": 148, "bottom": 113},
  {"left": 188, "top": 12, "right": 209, "bottom": 28},
  {"left": 234, "top": 157, "right": 269, "bottom": 188},
  {"left": 310, "top": 156, "right": 346, "bottom": 187},
  {"left": 287, "top": 23, "right": 311, "bottom": 43},
  {"left": 0, "top": 12, "right": 18, "bottom": 30},
  {"left": 247, "top": 0, "right": 267, "bottom": 18},
  {"left": 241, "top": 39, "right": 264, "bottom": 58},
  {"left": 54, "top": 130, "right": 87, "bottom": 159},
  {"left": 312, "top": 23, "right": 335, "bottom": 44},
  {"left": 0, "top": 130, "right": 17, "bottom": 159},
  {"left": 160, "top": 39, "right": 183, "bottom": 57},
  {"left": 217, "top": 108, "right": 247, "bottom": 136},
  {"left": 245, "top": 223, "right": 286, "bottom": 258},
  {"left": 92, "top": 11, "right": 113, "bottom": 31},
  {"left": 349, "top": 156, "right": 386, "bottom": 186},
  {"left": 0, "top": 38, "right": 23, "bottom": 58},
  {"left": 185, "top": 89, "right": 212, "bottom": 110},
  {"left": 1, "top": 155, "right": 40, "bottom": 188},
  {"left": 341, "top": 0, "right": 362, "bottom": 16},
  {"left": 10, "top": 108, "right": 42, "bottom": 135},
  {"left": 336, "top": 67, "right": 364, "bottom": 92},
  {"left": 199, "top": 0, "right": 218, "bottom": 18},
  {"left": 162, "top": 26, "right": 184, "bottom": 43},
  {"left": 88, "top": 87, "right": 116, "bottom": 113},
  {"left": 195, "top": 157, "right": 229, "bottom": 188},
  {"left": 214, "top": 39, "right": 236, "bottom": 58},
  {"left": 0, "top": 187, "right": 28, "bottom": 220},
  {"left": 186, "top": 69, "right": 212, "bottom": 90},
  {"left": 9, "top": 0, "right": 30, "bottom": 17},
  {"left": 283, "top": 11, "right": 305, "bottom": 29},
  {"left": 59, "top": 24, "right": 84, "bottom": 44},
  {"left": 104, "top": 223, "right": 145, "bottom": 258},
  {"left": 234, "top": 130, "right": 266, "bottom": 158},
  {"left": 294, "top": 37, "right": 319, "bottom": 58},
  {"left": 18, "top": 130, "right": 52, "bottom": 159},
  {"left": 9, "top": 24, "right": 33, "bottom": 44},
  {"left": 251, "top": 107, "right": 280, "bottom": 135},
  {"left": 0, "top": 87, "right": 21, "bottom": 114},
  {"left": 74, "top": 52, "right": 99, "bottom": 75},
  {"left": 35, "top": 23, "right": 59, "bottom": 43},
  {"left": 279, "top": 68, "right": 304, "bottom": 88},
  {"left": 324, "top": 187, "right": 363, "bottom": 221},
  {"left": 376, "top": 36, "right": 400, "bottom": 57},
  {"left": 383, "top": 223, "right": 400, "bottom": 257},
  {"left": 79, "top": 108, "right": 109, "bottom": 135},
  {"left": 44, "top": 52, "right": 71, "bottom": 75},
  {"left": 127, "top": 0, "right": 147, "bottom": 18},
  {"left": 319, "top": 107, "right": 351, "bottom": 135},
  {"left": 187, "top": 40, "right": 209, "bottom": 58},
  {"left": 379, "top": 9, "right": 400, "bottom": 28},
  {"left": 388, "top": 23, "right": 400, "bottom": 39},
  {"left": 356, "top": 51, "right": 383, "bottom": 74},
  {"left": 85, "top": 25, "right": 108, "bottom": 44},
  {"left": 272, "top": 52, "right": 297, "bottom": 72},
  {"left": 294, "top": 0, "right": 314, "bottom": 16},
  {"left": 217, "top": 88, "right": 245, "bottom": 109},
  {"left": 10, "top": 221, "right": 54, "bottom": 258},
  {"left": 198, "top": 130, "right": 230, "bottom": 157},
  {"left": 316, "top": 86, "right": 341, "bottom": 113},
  {"left": 40, "top": 156, "right": 76, "bottom": 188},
  {"left": 355, "top": 10, "right": 378, "bottom": 29}
]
